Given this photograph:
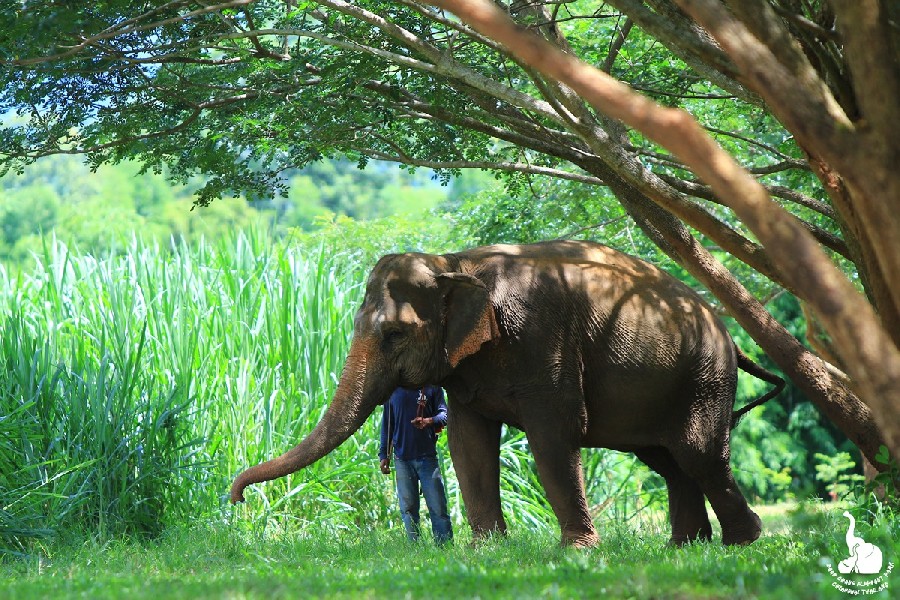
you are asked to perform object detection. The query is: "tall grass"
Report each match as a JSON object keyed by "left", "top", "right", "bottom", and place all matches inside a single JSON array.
[
  {"left": 0, "top": 233, "right": 657, "bottom": 555},
  {"left": 0, "top": 233, "right": 363, "bottom": 548}
]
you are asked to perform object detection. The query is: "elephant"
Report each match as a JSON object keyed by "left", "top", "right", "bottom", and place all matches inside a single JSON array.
[{"left": 231, "top": 240, "right": 784, "bottom": 547}]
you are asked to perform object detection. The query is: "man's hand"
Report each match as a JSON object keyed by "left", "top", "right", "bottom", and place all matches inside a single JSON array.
[
  {"left": 379, "top": 458, "right": 391, "bottom": 474},
  {"left": 411, "top": 416, "right": 434, "bottom": 430}
]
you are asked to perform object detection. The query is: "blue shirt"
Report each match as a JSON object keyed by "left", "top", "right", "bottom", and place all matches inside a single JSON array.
[{"left": 379, "top": 386, "right": 448, "bottom": 461}]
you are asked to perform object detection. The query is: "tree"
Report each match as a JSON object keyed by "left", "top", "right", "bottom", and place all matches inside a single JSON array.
[{"left": 1, "top": 1, "right": 897, "bottom": 467}]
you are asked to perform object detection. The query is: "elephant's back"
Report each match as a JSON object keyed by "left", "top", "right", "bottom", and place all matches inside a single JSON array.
[
  {"left": 462, "top": 240, "right": 720, "bottom": 332},
  {"left": 461, "top": 240, "right": 699, "bottom": 296},
  {"left": 478, "top": 239, "right": 734, "bottom": 373},
  {"left": 456, "top": 240, "right": 738, "bottom": 445},
  {"left": 461, "top": 240, "right": 661, "bottom": 274}
]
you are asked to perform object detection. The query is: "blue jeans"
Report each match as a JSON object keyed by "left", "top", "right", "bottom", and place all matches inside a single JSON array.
[{"left": 394, "top": 456, "right": 453, "bottom": 544}]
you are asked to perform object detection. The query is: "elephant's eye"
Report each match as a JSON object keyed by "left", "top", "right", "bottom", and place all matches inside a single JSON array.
[{"left": 382, "top": 328, "right": 404, "bottom": 347}]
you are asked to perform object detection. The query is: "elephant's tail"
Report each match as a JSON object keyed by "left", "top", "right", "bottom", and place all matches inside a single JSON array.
[{"left": 731, "top": 346, "right": 785, "bottom": 428}]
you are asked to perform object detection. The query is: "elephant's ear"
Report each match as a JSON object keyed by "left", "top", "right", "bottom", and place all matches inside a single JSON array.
[{"left": 437, "top": 272, "right": 500, "bottom": 368}]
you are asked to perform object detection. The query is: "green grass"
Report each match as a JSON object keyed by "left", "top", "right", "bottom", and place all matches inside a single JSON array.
[{"left": 3, "top": 505, "right": 896, "bottom": 599}]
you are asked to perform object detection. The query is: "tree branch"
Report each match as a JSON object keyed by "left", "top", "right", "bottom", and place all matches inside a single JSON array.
[
  {"left": 352, "top": 147, "right": 606, "bottom": 186},
  {"left": 680, "top": 0, "right": 900, "bottom": 352},
  {"left": 770, "top": 3, "right": 841, "bottom": 43},
  {"left": 660, "top": 175, "right": 850, "bottom": 259},
  {"left": 17, "top": 88, "right": 261, "bottom": 160},
  {"left": 360, "top": 81, "right": 594, "bottom": 165},
  {"left": 427, "top": 0, "right": 900, "bottom": 461},
  {"left": 603, "top": 17, "right": 634, "bottom": 73},
  {"left": 674, "top": 0, "right": 855, "bottom": 164},
  {"left": 832, "top": 1, "right": 900, "bottom": 149},
  {"left": 6, "top": 1, "right": 255, "bottom": 66},
  {"left": 702, "top": 125, "right": 806, "bottom": 165},
  {"left": 657, "top": 173, "right": 837, "bottom": 221},
  {"left": 605, "top": 0, "right": 761, "bottom": 106},
  {"left": 607, "top": 172, "right": 880, "bottom": 465}
]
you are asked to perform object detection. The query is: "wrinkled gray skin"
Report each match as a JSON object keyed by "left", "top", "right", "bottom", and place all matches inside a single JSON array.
[{"left": 231, "top": 240, "right": 770, "bottom": 547}]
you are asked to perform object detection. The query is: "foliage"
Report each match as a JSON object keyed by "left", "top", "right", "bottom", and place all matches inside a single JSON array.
[
  {"left": 455, "top": 179, "right": 624, "bottom": 245},
  {"left": 0, "top": 234, "right": 367, "bottom": 549},
  {"left": 0, "top": 3, "right": 759, "bottom": 194},
  {"left": 868, "top": 446, "right": 900, "bottom": 508},
  {"left": 0, "top": 155, "right": 260, "bottom": 268},
  {"left": 814, "top": 452, "right": 866, "bottom": 502},
  {"left": 294, "top": 210, "right": 463, "bottom": 266},
  {"left": 727, "top": 292, "right": 860, "bottom": 502},
  {"left": 0, "top": 1, "right": 852, "bottom": 251},
  {"left": 2, "top": 1, "right": 897, "bottom": 471},
  {"left": 274, "top": 159, "right": 448, "bottom": 226},
  {"left": 0, "top": 1, "right": 860, "bottom": 264}
]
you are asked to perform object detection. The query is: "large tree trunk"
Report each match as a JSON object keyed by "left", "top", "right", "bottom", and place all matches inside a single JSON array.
[{"left": 689, "top": 0, "right": 900, "bottom": 347}]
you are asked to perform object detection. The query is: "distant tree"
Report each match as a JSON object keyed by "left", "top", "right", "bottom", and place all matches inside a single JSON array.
[
  {"left": 1, "top": 1, "right": 897, "bottom": 467},
  {"left": 161, "top": 196, "right": 268, "bottom": 242},
  {"left": 0, "top": 155, "right": 273, "bottom": 263},
  {"left": 282, "top": 173, "right": 332, "bottom": 228},
  {"left": 0, "top": 184, "right": 58, "bottom": 249}
]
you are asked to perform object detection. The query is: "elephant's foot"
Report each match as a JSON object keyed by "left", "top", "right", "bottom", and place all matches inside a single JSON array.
[
  {"left": 722, "top": 510, "right": 762, "bottom": 546},
  {"left": 560, "top": 527, "right": 600, "bottom": 548},
  {"left": 668, "top": 512, "right": 713, "bottom": 548}
]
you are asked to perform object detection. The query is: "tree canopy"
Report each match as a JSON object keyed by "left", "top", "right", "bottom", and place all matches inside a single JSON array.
[{"left": 1, "top": 1, "right": 898, "bottom": 467}]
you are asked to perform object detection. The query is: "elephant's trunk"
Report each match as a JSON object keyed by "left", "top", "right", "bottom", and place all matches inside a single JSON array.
[{"left": 230, "top": 336, "right": 390, "bottom": 504}]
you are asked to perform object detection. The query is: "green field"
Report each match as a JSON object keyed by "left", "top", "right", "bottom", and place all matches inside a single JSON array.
[{"left": 2, "top": 504, "right": 897, "bottom": 599}]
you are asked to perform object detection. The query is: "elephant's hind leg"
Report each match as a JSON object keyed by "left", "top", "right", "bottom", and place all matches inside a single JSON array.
[
  {"left": 671, "top": 445, "right": 761, "bottom": 546},
  {"left": 635, "top": 447, "right": 712, "bottom": 546}
]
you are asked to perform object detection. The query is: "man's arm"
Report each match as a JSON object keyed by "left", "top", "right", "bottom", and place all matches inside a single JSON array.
[
  {"left": 379, "top": 401, "right": 392, "bottom": 474},
  {"left": 378, "top": 402, "right": 389, "bottom": 460}
]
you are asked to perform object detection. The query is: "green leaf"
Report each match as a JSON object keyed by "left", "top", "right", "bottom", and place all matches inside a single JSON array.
[{"left": 875, "top": 444, "right": 891, "bottom": 466}]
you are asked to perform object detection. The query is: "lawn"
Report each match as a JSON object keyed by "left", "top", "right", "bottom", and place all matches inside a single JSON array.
[{"left": 2, "top": 503, "right": 896, "bottom": 599}]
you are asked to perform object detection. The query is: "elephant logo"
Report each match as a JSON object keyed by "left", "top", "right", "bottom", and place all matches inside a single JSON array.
[
  {"left": 837, "top": 511, "right": 883, "bottom": 575},
  {"left": 825, "top": 511, "right": 893, "bottom": 595}
]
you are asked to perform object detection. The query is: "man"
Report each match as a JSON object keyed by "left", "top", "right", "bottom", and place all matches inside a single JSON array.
[{"left": 379, "top": 385, "right": 453, "bottom": 544}]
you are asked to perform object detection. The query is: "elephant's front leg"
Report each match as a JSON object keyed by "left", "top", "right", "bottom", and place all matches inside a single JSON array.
[
  {"left": 526, "top": 427, "right": 599, "bottom": 548},
  {"left": 447, "top": 402, "right": 507, "bottom": 539}
]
